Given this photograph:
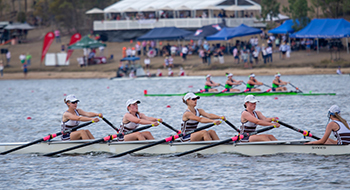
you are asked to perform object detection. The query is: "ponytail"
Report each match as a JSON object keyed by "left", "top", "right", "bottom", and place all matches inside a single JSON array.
[{"left": 335, "top": 113, "right": 350, "bottom": 130}]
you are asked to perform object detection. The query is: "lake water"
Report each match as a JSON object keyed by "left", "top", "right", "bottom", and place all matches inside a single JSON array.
[{"left": 0, "top": 74, "right": 349, "bottom": 189}]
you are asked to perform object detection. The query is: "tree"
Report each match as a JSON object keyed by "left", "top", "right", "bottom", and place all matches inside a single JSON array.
[
  {"left": 260, "top": 0, "right": 280, "bottom": 29},
  {"left": 283, "top": 0, "right": 310, "bottom": 31}
]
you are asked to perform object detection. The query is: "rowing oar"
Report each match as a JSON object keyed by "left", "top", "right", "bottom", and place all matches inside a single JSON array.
[
  {"left": 43, "top": 123, "right": 156, "bottom": 156},
  {"left": 289, "top": 83, "right": 303, "bottom": 93},
  {"left": 224, "top": 120, "right": 240, "bottom": 133},
  {"left": 273, "top": 119, "right": 320, "bottom": 140},
  {"left": 175, "top": 125, "right": 277, "bottom": 157},
  {"left": 102, "top": 117, "right": 120, "bottom": 132},
  {"left": 109, "top": 122, "right": 218, "bottom": 158},
  {"left": 0, "top": 121, "right": 94, "bottom": 155},
  {"left": 161, "top": 122, "right": 181, "bottom": 134}
]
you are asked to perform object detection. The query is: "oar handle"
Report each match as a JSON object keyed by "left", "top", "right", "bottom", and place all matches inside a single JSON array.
[
  {"left": 109, "top": 123, "right": 217, "bottom": 158},
  {"left": 161, "top": 122, "right": 181, "bottom": 134},
  {"left": 102, "top": 117, "right": 120, "bottom": 132},
  {"left": 0, "top": 121, "right": 93, "bottom": 155},
  {"left": 274, "top": 119, "right": 320, "bottom": 140},
  {"left": 224, "top": 120, "right": 240, "bottom": 133}
]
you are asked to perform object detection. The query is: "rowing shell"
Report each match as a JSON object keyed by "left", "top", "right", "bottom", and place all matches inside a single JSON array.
[
  {"left": 1, "top": 139, "right": 348, "bottom": 156},
  {"left": 144, "top": 91, "right": 336, "bottom": 97},
  {"left": 110, "top": 76, "right": 204, "bottom": 81}
]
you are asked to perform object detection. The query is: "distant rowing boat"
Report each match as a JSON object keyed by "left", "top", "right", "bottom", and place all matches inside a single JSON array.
[
  {"left": 1, "top": 139, "right": 349, "bottom": 156},
  {"left": 110, "top": 76, "right": 204, "bottom": 81},
  {"left": 144, "top": 91, "right": 336, "bottom": 97}
]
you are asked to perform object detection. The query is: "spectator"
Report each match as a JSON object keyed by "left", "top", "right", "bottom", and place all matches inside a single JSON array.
[
  {"left": 181, "top": 45, "right": 188, "bottom": 61},
  {"left": 126, "top": 47, "right": 132, "bottom": 57},
  {"left": 26, "top": 53, "right": 32, "bottom": 66},
  {"left": 19, "top": 53, "right": 26, "bottom": 64},
  {"left": 0, "top": 60, "right": 3, "bottom": 77},
  {"left": 218, "top": 49, "right": 224, "bottom": 64},
  {"left": 168, "top": 55, "right": 174, "bottom": 68},
  {"left": 144, "top": 56, "right": 150, "bottom": 70},
  {"left": 22, "top": 63, "right": 28, "bottom": 78},
  {"left": 142, "top": 41, "right": 147, "bottom": 56},
  {"left": 337, "top": 66, "right": 342, "bottom": 75},
  {"left": 136, "top": 42, "right": 141, "bottom": 56},
  {"left": 88, "top": 51, "right": 95, "bottom": 65},
  {"left": 6, "top": 51, "right": 11, "bottom": 66},
  {"left": 266, "top": 45, "right": 273, "bottom": 63},
  {"left": 275, "top": 37, "right": 280, "bottom": 48},
  {"left": 241, "top": 48, "right": 248, "bottom": 68},
  {"left": 99, "top": 45, "right": 105, "bottom": 56},
  {"left": 77, "top": 57, "right": 85, "bottom": 67},
  {"left": 233, "top": 47, "right": 239, "bottom": 64},
  {"left": 168, "top": 67, "right": 174, "bottom": 76},
  {"left": 254, "top": 36, "right": 259, "bottom": 46},
  {"left": 131, "top": 47, "right": 136, "bottom": 57},
  {"left": 306, "top": 39, "right": 311, "bottom": 55},
  {"left": 179, "top": 67, "right": 185, "bottom": 76},
  {"left": 280, "top": 42, "right": 287, "bottom": 60},
  {"left": 157, "top": 69, "right": 162, "bottom": 77},
  {"left": 54, "top": 29, "right": 61, "bottom": 43},
  {"left": 286, "top": 43, "right": 291, "bottom": 58},
  {"left": 207, "top": 50, "right": 212, "bottom": 66},
  {"left": 253, "top": 48, "right": 259, "bottom": 64},
  {"left": 164, "top": 56, "right": 169, "bottom": 68},
  {"left": 261, "top": 44, "right": 267, "bottom": 64},
  {"left": 61, "top": 44, "right": 65, "bottom": 52},
  {"left": 170, "top": 45, "right": 177, "bottom": 56}
]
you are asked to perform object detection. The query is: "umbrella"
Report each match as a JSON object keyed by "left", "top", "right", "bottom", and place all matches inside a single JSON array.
[
  {"left": 68, "top": 36, "right": 106, "bottom": 50},
  {"left": 86, "top": 8, "right": 104, "bottom": 14}
]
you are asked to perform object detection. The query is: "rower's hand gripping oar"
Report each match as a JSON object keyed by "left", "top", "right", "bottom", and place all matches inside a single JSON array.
[
  {"left": 0, "top": 121, "right": 94, "bottom": 155},
  {"left": 273, "top": 118, "right": 320, "bottom": 140},
  {"left": 175, "top": 125, "right": 278, "bottom": 157},
  {"left": 109, "top": 122, "right": 221, "bottom": 158},
  {"left": 288, "top": 83, "right": 303, "bottom": 93},
  {"left": 43, "top": 123, "right": 157, "bottom": 156}
]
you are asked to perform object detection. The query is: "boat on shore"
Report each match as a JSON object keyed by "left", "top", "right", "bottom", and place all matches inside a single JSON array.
[
  {"left": 144, "top": 91, "right": 336, "bottom": 97},
  {"left": 1, "top": 139, "right": 348, "bottom": 156}
]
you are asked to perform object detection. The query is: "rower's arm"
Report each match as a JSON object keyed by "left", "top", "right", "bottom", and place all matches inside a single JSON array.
[
  {"left": 64, "top": 110, "right": 98, "bottom": 122},
  {"left": 78, "top": 109, "right": 102, "bottom": 118},
  {"left": 242, "top": 111, "right": 278, "bottom": 127},
  {"left": 184, "top": 111, "right": 219, "bottom": 124},
  {"left": 125, "top": 113, "right": 158, "bottom": 125},
  {"left": 306, "top": 122, "right": 337, "bottom": 144},
  {"left": 139, "top": 112, "right": 162, "bottom": 123},
  {"left": 198, "top": 109, "right": 225, "bottom": 121}
]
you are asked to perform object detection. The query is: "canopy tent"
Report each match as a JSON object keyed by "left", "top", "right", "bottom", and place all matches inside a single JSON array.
[
  {"left": 206, "top": 24, "right": 262, "bottom": 41},
  {"left": 68, "top": 36, "right": 106, "bottom": 50},
  {"left": 290, "top": 19, "right": 350, "bottom": 38},
  {"left": 185, "top": 23, "right": 226, "bottom": 40},
  {"left": 86, "top": 8, "right": 104, "bottom": 14},
  {"left": 102, "top": 0, "right": 260, "bottom": 13},
  {"left": 137, "top": 27, "right": 193, "bottom": 40},
  {"left": 268, "top": 19, "right": 300, "bottom": 34},
  {"left": 4, "top": 23, "right": 35, "bottom": 30},
  {"left": 290, "top": 19, "right": 350, "bottom": 54}
]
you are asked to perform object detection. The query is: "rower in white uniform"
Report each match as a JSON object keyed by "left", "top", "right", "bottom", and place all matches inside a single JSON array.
[
  {"left": 61, "top": 94, "right": 102, "bottom": 141},
  {"left": 306, "top": 105, "right": 350, "bottom": 145},
  {"left": 120, "top": 99, "right": 162, "bottom": 141},
  {"left": 181, "top": 92, "right": 225, "bottom": 142},
  {"left": 240, "top": 95, "right": 280, "bottom": 142}
]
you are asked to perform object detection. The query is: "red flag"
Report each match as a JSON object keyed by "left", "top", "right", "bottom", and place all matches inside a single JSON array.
[
  {"left": 65, "top": 33, "right": 82, "bottom": 63},
  {"left": 41, "top": 32, "right": 55, "bottom": 64}
]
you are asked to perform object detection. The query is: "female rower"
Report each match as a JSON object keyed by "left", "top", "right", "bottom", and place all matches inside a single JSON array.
[
  {"left": 240, "top": 95, "right": 280, "bottom": 142},
  {"left": 181, "top": 92, "right": 224, "bottom": 142},
  {"left": 224, "top": 73, "right": 243, "bottom": 92},
  {"left": 61, "top": 94, "right": 102, "bottom": 141},
  {"left": 306, "top": 105, "right": 350, "bottom": 145},
  {"left": 272, "top": 73, "right": 289, "bottom": 91},
  {"left": 245, "top": 73, "right": 263, "bottom": 92},
  {"left": 204, "top": 74, "right": 220, "bottom": 92},
  {"left": 120, "top": 99, "right": 162, "bottom": 141}
]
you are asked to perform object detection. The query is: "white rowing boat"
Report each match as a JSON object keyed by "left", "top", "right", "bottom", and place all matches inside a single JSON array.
[
  {"left": 110, "top": 76, "right": 204, "bottom": 81},
  {"left": 1, "top": 139, "right": 349, "bottom": 156}
]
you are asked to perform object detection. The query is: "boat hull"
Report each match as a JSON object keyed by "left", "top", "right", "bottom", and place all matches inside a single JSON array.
[
  {"left": 0, "top": 140, "right": 348, "bottom": 156},
  {"left": 144, "top": 91, "right": 336, "bottom": 97}
]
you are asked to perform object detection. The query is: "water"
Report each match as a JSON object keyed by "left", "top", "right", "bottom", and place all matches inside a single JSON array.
[{"left": 0, "top": 75, "right": 349, "bottom": 189}]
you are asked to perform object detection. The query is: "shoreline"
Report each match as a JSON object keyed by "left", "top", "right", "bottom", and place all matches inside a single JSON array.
[{"left": 0, "top": 67, "right": 348, "bottom": 80}]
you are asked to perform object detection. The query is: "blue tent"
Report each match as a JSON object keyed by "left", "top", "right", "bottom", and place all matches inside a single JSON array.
[
  {"left": 206, "top": 24, "right": 262, "bottom": 41},
  {"left": 290, "top": 18, "right": 350, "bottom": 38},
  {"left": 137, "top": 27, "right": 193, "bottom": 41},
  {"left": 268, "top": 19, "right": 300, "bottom": 34}
]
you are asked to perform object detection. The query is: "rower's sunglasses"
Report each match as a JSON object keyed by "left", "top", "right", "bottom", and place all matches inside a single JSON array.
[
  {"left": 191, "top": 98, "right": 199, "bottom": 100},
  {"left": 70, "top": 101, "right": 78, "bottom": 104}
]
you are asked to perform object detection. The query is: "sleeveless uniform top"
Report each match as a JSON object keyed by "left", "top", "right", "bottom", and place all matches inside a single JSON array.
[
  {"left": 204, "top": 81, "right": 213, "bottom": 91},
  {"left": 119, "top": 112, "right": 140, "bottom": 141},
  {"left": 225, "top": 79, "right": 233, "bottom": 90},
  {"left": 61, "top": 110, "right": 80, "bottom": 141},
  {"left": 272, "top": 79, "right": 280, "bottom": 91},
  {"left": 181, "top": 108, "right": 201, "bottom": 142},
  {"left": 332, "top": 120, "right": 350, "bottom": 145},
  {"left": 240, "top": 110, "right": 259, "bottom": 142}
]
